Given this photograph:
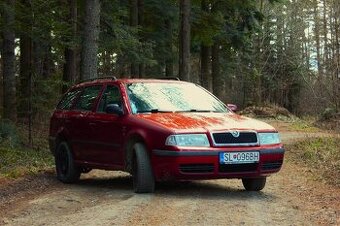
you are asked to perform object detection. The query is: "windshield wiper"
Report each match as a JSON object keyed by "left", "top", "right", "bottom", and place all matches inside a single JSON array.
[
  {"left": 136, "top": 109, "right": 173, "bottom": 113},
  {"left": 177, "top": 109, "right": 220, "bottom": 113}
]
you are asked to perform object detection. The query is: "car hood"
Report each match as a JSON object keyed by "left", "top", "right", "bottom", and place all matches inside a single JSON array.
[{"left": 135, "top": 112, "right": 276, "bottom": 133}]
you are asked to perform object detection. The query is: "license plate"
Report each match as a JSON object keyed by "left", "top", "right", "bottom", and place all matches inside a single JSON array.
[{"left": 219, "top": 151, "right": 259, "bottom": 164}]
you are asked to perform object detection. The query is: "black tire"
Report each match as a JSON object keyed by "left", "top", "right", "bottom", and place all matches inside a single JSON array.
[
  {"left": 242, "top": 177, "right": 266, "bottom": 191},
  {"left": 55, "top": 141, "right": 81, "bottom": 183},
  {"left": 132, "top": 143, "right": 155, "bottom": 193}
]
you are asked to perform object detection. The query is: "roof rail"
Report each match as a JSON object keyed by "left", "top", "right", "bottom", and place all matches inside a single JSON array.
[
  {"left": 156, "top": 77, "right": 180, "bottom": 81},
  {"left": 78, "top": 76, "right": 117, "bottom": 84}
]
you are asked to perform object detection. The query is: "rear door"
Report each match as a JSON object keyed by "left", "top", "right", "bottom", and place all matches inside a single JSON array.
[
  {"left": 50, "top": 88, "right": 82, "bottom": 152},
  {"left": 70, "top": 85, "right": 103, "bottom": 162}
]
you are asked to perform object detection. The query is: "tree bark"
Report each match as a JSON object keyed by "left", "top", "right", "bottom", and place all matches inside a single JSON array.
[
  {"left": 212, "top": 42, "right": 223, "bottom": 99},
  {"left": 2, "top": 0, "right": 17, "bottom": 122},
  {"left": 63, "top": 0, "right": 77, "bottom": 92},
  {"left": 81, "top": 0, "right": 100, "bottom": 80},
  {"left": 179, "top": 0, "right": 191, "bottom": 81}
]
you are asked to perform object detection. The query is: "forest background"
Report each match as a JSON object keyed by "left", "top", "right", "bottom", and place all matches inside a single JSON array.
[{"left": 0, "top": 0, "right": 339, "bottom": 148}]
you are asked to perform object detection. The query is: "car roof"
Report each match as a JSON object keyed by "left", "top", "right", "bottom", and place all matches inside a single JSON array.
[{"left": 72, "top": 77, "right": 189, "bottom": 88}]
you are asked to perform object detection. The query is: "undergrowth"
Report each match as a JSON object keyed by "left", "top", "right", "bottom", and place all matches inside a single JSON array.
[
  {"left": 0, "top": 145, "right": 53, "bottom": 178},
  {"left": 0, "top": 119, "right": 53, "bottom": 179},
  {"left": 287, "top": 137, "right": 340, "bottom": 186}
]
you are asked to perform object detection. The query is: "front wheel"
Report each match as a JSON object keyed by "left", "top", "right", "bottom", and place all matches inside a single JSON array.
[
  {"left": 55, "top": 141, "right": 81, "bottom": 183},
  {"left": 242, "top": 177, "right": 266, "bottom": 191},
  {"left": 132, "top": 143, "right": 155, "bottom": 193}
]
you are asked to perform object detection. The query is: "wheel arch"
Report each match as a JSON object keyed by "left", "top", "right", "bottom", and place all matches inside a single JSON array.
[{"left": 124, "top": 133, "right": 148, "bottom": 173}]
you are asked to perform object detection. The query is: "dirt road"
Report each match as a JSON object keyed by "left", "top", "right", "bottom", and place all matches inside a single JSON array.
[{"left": 1, "top": 129, "right": 339, "bottom": 226}]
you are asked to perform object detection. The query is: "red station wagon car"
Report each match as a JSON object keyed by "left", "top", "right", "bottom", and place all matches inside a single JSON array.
[{"left": 49, "top": 77, "right": 284, "bottom": 193}]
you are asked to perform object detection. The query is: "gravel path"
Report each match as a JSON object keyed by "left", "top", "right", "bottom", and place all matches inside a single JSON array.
[{"left": 1, "top": 129, "right": 339, "bottom": 226}]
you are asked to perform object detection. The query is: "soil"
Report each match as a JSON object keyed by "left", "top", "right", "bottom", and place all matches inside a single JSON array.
[{"left": 0, "top": 122, "right": 339, "bottom": 226}]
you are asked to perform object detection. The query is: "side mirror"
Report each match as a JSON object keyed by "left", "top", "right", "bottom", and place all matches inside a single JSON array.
[
  {"left": 227, "top": 104, "right": 238, "bottom": 112},
  {"left": 105, "top": 104, "right": 124, "bottom": 116}
]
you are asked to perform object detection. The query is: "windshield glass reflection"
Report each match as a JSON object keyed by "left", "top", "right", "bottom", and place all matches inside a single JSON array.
[{"left": 126, "top": 82, "right": 227, "bottom": 114}]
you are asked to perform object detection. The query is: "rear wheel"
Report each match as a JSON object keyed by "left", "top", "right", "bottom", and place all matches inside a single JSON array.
[
  {"left": 132, "top": 143, "right": 155, "bottom": 193},
  {"left": 55, "top": 142, "right": 81, "bottom": 183},
  {"left": 242, "top": 177, "right": 266, "bottom": 191}
]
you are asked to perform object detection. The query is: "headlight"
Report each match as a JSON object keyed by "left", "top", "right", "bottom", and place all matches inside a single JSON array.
[
  {"left": 166, "top": 134, "right": 210, "bottom": 147},
  {"left": 258, "top": 132, "right": 281, "bottom": 145}
]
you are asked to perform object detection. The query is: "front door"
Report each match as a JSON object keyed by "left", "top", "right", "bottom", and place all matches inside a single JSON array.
[{"left": 88, "top": 85, "right": 124, "bottom": 167}]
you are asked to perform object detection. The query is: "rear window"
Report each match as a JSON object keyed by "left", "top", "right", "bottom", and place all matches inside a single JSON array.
[{"left": 57, "top": 89, "right": 82, "bottom": 110}]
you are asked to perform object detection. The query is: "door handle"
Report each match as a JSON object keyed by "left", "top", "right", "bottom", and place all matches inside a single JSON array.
[{"left": 89, "top": 122, "right": 96, "bottom": 126}]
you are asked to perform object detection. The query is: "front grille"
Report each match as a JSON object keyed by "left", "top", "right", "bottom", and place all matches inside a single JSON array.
[
  {"left": 219, "top": 163, "right": 258, "bottom": 173},
  {"left": 179, "top": 164, "right": 214, "bottom": 173},
  {"left": 212, "top": 131, "right": 258, "bottom": 146},
  {"left": 261, "top": 160, "right": 283, "bottom": 170}
]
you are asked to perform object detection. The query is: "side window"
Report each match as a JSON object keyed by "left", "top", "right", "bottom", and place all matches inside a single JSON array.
[
  {"left": 97, "top": 86, "right": 122, "bottom": 113},
  {"left": 74, "top": 86, "right": 102, "bottom": 111},
  {"left": 57, "top": 89, "right": 82, "bottom": 110}
]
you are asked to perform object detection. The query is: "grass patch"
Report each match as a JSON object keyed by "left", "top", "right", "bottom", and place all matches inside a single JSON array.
[
  {"left": 287, "top": 137, "right": 340, "bottom": 186},
  {"left": 0, "top": 145, "right": 54, "bottom": 178},
  {"left": 288, "top": 119, "right": 320, "bottom": 132}
]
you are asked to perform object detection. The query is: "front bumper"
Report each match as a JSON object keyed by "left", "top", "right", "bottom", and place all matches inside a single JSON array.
[{"left": 151, "top": 147, "right": 285, "bottom": 181}]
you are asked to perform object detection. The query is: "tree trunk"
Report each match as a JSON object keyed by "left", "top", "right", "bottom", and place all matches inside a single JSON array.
[
  {"left": 130, "top": 0, "right": 139, "bottom": 78},
  {"left": 333, "top": 1, "right": 340, "bottom": 111},
  {"left": 2, "top": 0, "right": 17, "bottom": 122},
  {"left": 18, "top": 0, "right": 33, "bottom": 146},
  {"left": 322, "top": 0, "right": 329, "bottom": 73},
  {"left": 0, "top": 44, "right": 3, "bottom": 114},
  {"left": 63, "top": 0, "right": 78, "bottom": 92},
  {"left": 200, "top": 45, "right": 210, "bottom": 89},
  {"left": 81, "top": 0, "right": 100, "bottom": 80},
  {"left": 165, "top": 19, "right": 174, "bottom": 77},
  {"left": 212, "top": 42, "right": 223, "bottom": 99},
  {"left": 255, "top": 0, "right": 264, "bottom": 105},
  {"left": 314, "top": 0, "right": 322, "bottom": 78},
  {"left": 19, "top": 35, "right": 32, "bottom": 109},
  {"left": 179, "top": 0, "right": 191, "bottom": 81},
  {"left": 200, "top": 0, "right": 210, "bottom": 89},
  {"left": 42, "top": 45, "right": 54, "bottom": 79},
  {"left": 33, "top": 42, "right": 53, "bottom": 80},
  {"left": 138, "top": 0, "right": 144, "bottom": 78}
]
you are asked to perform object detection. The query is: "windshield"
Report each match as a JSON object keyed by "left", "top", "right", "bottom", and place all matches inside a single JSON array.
[{"left": 126, "top": 82, "right": 228, "bottom": 114}]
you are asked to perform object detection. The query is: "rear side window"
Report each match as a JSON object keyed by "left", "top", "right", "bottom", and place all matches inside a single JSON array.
[
  {"left": 74, "top": 86, "right": 102, "bottom": 111},
  {"left": 57, "top": 89, "right": 82, "bottom": 110}
]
